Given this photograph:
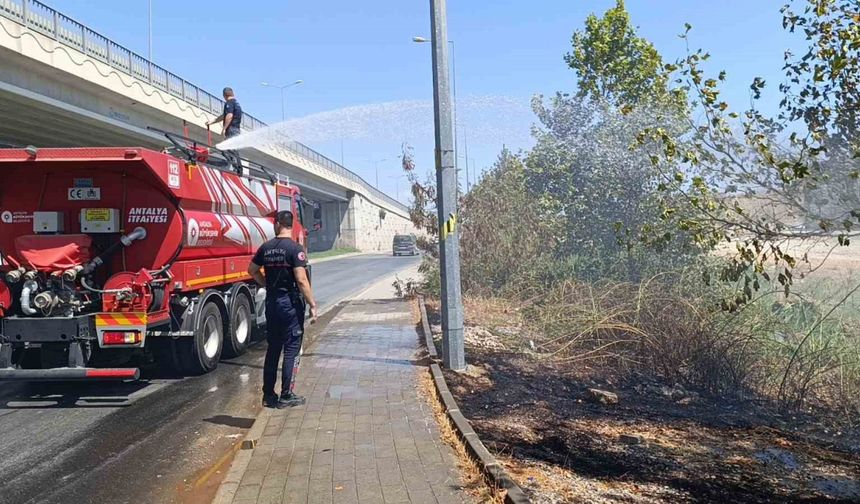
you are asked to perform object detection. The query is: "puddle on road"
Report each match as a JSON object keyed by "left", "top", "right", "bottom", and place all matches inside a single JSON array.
[
  {"left": 333, "top": 312, "right": 412, "bottom": 323},
  {"left": 326, "top": 385, "right": 372, "bottom": 400},
  {"left": 5, "top": 395, "right": 133, "bottom": 408}
]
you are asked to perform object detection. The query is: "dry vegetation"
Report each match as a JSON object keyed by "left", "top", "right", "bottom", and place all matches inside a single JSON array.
[
  {"left": 408, "top": 172, "right": 860, "bottom": 503},
  {"left": 425, "top": 295, "right": 860, "bottom": 503},
  {"left": 405, "top": 213, "right": 860, "bottom": 504},
  {"left": 416, "top": 368, "right": 504, "bottom": 504},
  {"left": 399, "top": 3, "right": 860, "bottom": 500}
]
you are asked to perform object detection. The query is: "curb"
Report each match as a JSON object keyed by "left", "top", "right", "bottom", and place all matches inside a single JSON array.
[
  {"left": 308, "top": 251, "right": 369, "bottom": 264},
  {"left": 419, "top": 297, "right": 437, "bottom": 360},
  {"left": 211, "top": 407, "right": 269, "bottom": 504},
  {"left": 418, "top": 296, "right": 531, "bottom": 504}
]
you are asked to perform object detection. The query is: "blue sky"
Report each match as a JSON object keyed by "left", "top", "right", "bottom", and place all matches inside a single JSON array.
[{"left": 49, "top": 0, "right": 803, "bottom": 202}]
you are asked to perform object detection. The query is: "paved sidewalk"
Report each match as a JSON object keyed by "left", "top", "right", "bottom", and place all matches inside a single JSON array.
[{"left": 215, "top": 289, "right": 471, "bottom": 503}]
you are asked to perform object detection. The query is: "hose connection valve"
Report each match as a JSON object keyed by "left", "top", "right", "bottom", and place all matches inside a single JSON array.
[
  {"left": 5, "top": 267, "right": 25, "bottom": 284},
  {"left": 62, "top": 265, "right": 84, "bottom": 282}
]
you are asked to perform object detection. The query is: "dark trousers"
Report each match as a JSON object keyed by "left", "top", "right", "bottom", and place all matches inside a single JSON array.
[
  {"left": 262, "top": 294, "right": 305, "bottom": 396},
  {"left": 225, "top": 126, "right": 242, "bottom": 174}
]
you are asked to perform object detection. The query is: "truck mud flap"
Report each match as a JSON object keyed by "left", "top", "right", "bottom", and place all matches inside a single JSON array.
[{"left": 0, "top": 367, "right": 140, "bottom": 381}]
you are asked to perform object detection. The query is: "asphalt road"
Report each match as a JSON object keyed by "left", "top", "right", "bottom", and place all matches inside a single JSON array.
[{"left": 0, "top": 253, "right": 420, "bottom": 504}]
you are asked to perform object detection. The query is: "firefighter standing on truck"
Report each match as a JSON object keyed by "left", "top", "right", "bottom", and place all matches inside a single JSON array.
[
  {"left": 206, "top": 87, "right": 243, "bottom": 138},
  {"left": 248, "top": 210, "right": 317, "bottom": 408},
  {"left": 206, "top": 87, "right": 243, "bottom": 175}
]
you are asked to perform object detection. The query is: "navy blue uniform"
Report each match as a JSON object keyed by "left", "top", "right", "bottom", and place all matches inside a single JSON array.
[
  {"left": 223, "top": 98, "right": 243, "bottom": 138},
  {"left": 251, "top": 237, "right": 307, "bottom": 397}
]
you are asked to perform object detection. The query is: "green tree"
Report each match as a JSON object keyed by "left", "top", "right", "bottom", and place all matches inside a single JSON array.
[
  {"left": 639, "top": 0, "right": 860, "bottom": 309},
  {"left": 469, "top": 0, "right": 692, "bottom": 285},
  {"left": 459, "top": 150, "right": 552, "bottom": 293},
  {"left": 526, "top": 95, "right": 691, "bottom": 281},
  {"left": 566, "top": 0, "right": 679, "bottom": 109}
]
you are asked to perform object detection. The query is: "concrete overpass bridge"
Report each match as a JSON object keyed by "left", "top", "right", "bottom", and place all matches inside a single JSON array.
[{"left": 0, "top": 0, "right": 415, "bottom": 252}]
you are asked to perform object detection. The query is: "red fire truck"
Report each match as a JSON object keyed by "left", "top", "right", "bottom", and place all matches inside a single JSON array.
[{"left": 0, "top": 131, "right": 320, "bottom": 380}]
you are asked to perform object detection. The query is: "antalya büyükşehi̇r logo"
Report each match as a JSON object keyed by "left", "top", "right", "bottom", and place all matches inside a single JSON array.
[{"left": 187, "top": 218, "right": 200, "bottom": 246}]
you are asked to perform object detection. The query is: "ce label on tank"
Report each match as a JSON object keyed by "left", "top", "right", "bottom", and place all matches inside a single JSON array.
[{"left": 68, "top": 187, "right": 101, "bottom": 200}]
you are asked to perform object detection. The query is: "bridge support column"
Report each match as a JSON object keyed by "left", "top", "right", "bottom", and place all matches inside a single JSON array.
[
  {"left": 336, "top": 192, "right": 359, "bottom": 251},
  {"left": 307, "top": 200, "right": 350, "bottom": 252},
  {"left": 335, "top": 192, "right": 414, "bottom": 253}
]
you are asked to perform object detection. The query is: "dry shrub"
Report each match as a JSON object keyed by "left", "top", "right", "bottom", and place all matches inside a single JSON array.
[
  {"left": 459, "top": 151, "right": 554, "bottom": 295},
  {"left": 515, "top": 270, "right": 860, "bottom": 418},
  {"left": 521, "top": 276, "right": 756, "bottom": 396},
  {"left": 463, "top": 296, "right": 523, "bottom": 329}
]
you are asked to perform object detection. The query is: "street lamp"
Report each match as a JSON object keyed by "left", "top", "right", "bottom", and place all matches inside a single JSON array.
[
  {"left": 414, "top": 36, "right": 459, "bottom": 192},
  {"left": 370, "top": 158, "right": 388, "bottom": 189},
  {"left": 389, "top": 173, "right": 407, "bottom": 202},
  {"left": 423, "top": 0, "right": 465, "bottom": 370},
  {"left": 260, "top": 80, "right": 304, "bottom": 122},
  {"left": 148, "top": 0, "right": 152, "bottom": 61}
]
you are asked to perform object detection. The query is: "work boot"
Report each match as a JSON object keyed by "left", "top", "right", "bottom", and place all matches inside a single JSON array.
[
  {"left": 262, "top": 393, "right": 280, "bottom": 408},
  {"left": 279, "top": 391, "right": 306, "bottom": 407}
]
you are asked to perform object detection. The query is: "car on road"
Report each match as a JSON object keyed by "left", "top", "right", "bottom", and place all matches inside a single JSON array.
[{"left": 392, "top": 234, "right": 419, "bottom": 256}]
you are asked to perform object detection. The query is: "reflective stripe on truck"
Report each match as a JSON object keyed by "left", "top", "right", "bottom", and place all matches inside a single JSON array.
[{"left": 95, "top": 312, "right": 148, "bottom": 348}]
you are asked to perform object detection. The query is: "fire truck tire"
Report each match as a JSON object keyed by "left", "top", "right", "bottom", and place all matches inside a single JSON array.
[
  {"left": 223, "top": 293, "right": 252, "bottom": 358},
  {"left": 179, "top": 301, "right": 223, "bottom": 374}
]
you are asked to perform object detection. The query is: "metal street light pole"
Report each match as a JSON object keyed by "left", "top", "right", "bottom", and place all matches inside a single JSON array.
[
  {"left": 371, "top": 158, "right": 387, "bottom": 189},
  {"left": 414, "top": 36, "right": 459, "bottom": 193},
  {"left": 450, "top": 40, "right": 458, "bottom": 194},
  {"left": 148, "top": 0, "right": 152, "bottom": 61},
  {"left": 469, "top": 158, "right": 476, "bottom": 191},
  {"left": 463, "top": 125, "right": 470, "bottom": 192},
  {"left": 260, "top": 80, "right": 304, "bottom": 122},
  {"left": 427, "top": 0, "right": 465, "bottom": 370},
  {"left": 389, "top": 173, "right": 407, "bottom": 202}
]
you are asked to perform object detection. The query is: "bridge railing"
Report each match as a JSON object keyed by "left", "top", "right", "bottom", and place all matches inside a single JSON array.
[{"left": 0, "top": 0, "right": 408, "bottom": 213}]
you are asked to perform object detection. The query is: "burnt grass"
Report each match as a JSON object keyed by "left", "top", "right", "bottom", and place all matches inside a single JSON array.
[{"left": 427, "top": 310, "right": 860, "bottom": 503}]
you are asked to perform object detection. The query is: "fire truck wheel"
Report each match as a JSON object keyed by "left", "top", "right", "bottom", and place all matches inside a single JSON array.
[
  {"left": 179, "top": 301, "right": 223, "bottom": 374},
  {"left": 223, "top": 293, "right": 252, "bottom": 358}
]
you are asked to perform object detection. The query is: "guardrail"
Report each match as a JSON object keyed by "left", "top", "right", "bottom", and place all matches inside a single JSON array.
[
  {"left": 0, "top": 0, "right": 408, "bottom": 213},
  {"left": 286, "top": 141, "right": 410, "bottom": 213}
]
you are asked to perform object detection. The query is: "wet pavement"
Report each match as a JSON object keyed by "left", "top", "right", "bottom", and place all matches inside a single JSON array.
[
  {"left": 0, "top": 254, "right": 419, "bottom": 504},
  {"left": 214, "top": 296, "right": 471, "bottom": 504}
]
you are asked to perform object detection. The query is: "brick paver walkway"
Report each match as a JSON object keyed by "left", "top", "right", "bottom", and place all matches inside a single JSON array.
[{"left": 220, "top": 299, "right": 471, "bottom": 504}]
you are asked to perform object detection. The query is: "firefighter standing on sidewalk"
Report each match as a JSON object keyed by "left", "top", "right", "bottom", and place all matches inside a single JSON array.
[{"left": 248, "top": 210, "right": 317, "bottom": 408}]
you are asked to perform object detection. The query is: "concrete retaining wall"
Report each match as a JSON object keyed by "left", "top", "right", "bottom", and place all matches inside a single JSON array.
[{"left": 341, "top": 192, "right": 415, "bottom": 253}]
